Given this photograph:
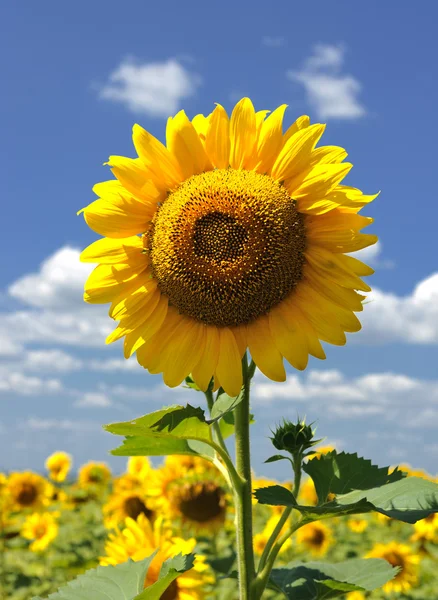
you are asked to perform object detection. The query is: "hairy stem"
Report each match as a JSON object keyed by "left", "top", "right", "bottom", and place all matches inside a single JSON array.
[{"left": 234, "top": 354, "right": 256, "bottom": 599}]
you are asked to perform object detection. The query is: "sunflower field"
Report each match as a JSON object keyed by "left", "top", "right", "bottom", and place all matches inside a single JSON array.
[{"left": 1, "top": 450, "right": 437, "bottom": 600}]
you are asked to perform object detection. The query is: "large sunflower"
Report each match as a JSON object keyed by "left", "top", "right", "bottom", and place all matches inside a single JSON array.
[
  {"left": 366, "top": 542, "right": 420, "bottom": 593},
  {"left": 100, "top": 514, "right": 213, "bottom": 598},
  {"left": 7, "top": 472, "right": 52, "bottom": 511},
  {"left": 80, "top": 98, "right": 377, "bottom": 396}
]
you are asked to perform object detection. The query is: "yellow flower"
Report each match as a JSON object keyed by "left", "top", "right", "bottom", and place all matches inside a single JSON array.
[
  {"left": 346, "top": 592, "right": 365, "bottom": 600},
  {"left": 296, "top": 521, "right": 333, "bottom": 557},
  {"left": 411, "top": 513, "right": 438, "bottom": 544},
  {"left": 254, "top": 515, "right": 291, "bottom": 555},
  {"left": 398, "top": 464, "right": 434, "bottom": 481},
  {"left": 347, "top": 517, "right": 368, "bottom": 533},
  {"left": 78, "top": 461, "right": 112, "bottom": 487},
  {"left": 166, "top": 480, "right": 228, "bottom": 533},
  {"left": 366, "top": 542, "right": 420, "bottom": 593},
  {"left": 127, "top": 456, "right": 151, "bottom": 480},
  {"left": 21, "top": 512, "right": 59, "bottom": 552},
  {"left": 45, "top": 451, "right": 72, "bottom": 483},
  {"left": 308, "top": 445, "right": 335, "bottom": 459},
  {"left": 80, "top": 98, "right": 377, "bottom": 397},
  {"left": 7, "top": 472, "right": 52, "bottom": 511},
  {"left": 103, "top": 488, "right": 156, "bottom": 529},
  {"left": 100, "top": 514, "right": 213, "bottom": 598}
]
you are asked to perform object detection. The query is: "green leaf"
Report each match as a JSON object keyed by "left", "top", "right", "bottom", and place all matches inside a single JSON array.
[
  {"left": 105, "top": 405, "right": 215, "bottom": 458},
  {"left": 270, "top": 558, "right": 398, "bottom": 600},
  {"left": 134, "top": 554, "right": 195, "bottom": 600},
  {"left": 209, "top": 390, "right": 243, "bottom": 422},
  {"left": 207, "top": 551, "right": 236, "bottom": 575},
  {"left": 265, "top": 455, "right": 294, "bottom": 466},
  {"left": 184, "top": 375, "right": 202, "bottom": 391},
  {"left": 31, "top": 555, "right": 156, "bottom": 600},
  {"left": 255, "top": 477, "right": 438, "bottom": 524},
  {"left": 303, "top": 451, "right": 405, "bottom": 503},
  {"left": 218, "top": 411, "right": 236, "bottom": 439}
]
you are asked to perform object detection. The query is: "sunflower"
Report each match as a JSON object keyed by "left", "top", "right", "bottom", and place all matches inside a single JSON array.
[
  {"left": 45, "top": 451, "right": 72, "bottom": 483},
  {"left": 6, "top": 472, "right": 52, "bottom": 511},
  {"left": 127, "top": 456, "right": 152, "bottom": 480},
  {"left": 366, "top": 542, "right": 420, "bottom": 593},
  {"left": 78, "top": 461, "right": 112, "bottom": 487},
  {"left": 166, "top": 480, "right": 227, "bottom": 533},
  {"left": 296, "top": 521, "right": 333, "bottom": 557},
  {"left": 298, "top": 478, "right": 318, "bottom": 506},
  {"left": 347, "top": 517, "right": 368, "bottom": 533},
  {"left": 103, "top": 488, "right": 156, "bottom": 529},
  {"left": 80, "top": 98, "right": 377, "bottom": 397},
  {"left": 411, "top": 512, "right": 438, "bottom": 545},
  {"left": 100, "top": 514, "right": 213, "bottom": 598},
  {"left": 346, "top": 593, "right": 366, "bottom": 600},
  {"left": 308, "top": 445, "right": 336, "bottom": 460},
  {"left": 21, "top": 512, "right": 59, "bottom": 552}
]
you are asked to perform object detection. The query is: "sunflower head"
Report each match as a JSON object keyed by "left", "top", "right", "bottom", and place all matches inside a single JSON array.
[
  {"left": 347, "top": 517, "right": 368, "bottom": 533},
  {"left": 296, "top": 521, "right": 333, "bottom": 557},
  {"left": 167, "top": 480, "right": 227, "bottom": 533},
  {"left": 21, "top": 512, "right": 59, "bottom": 552},
  {"left": 80, "top": 98, "right": 377, "bottom": 397},
  {"left": 366, "top": 542, "right": 420, "bottom": 593},
  {"left": 45, "top": 451, "right": 72, "bottom": 483},
  {"left": 103, "top": 488, "right": 155, "bottom": 529},
  {"left": 127, "top": 456, "right": 151, "bottom": 480},
  {"left": 7, "top": 472, "right": 52, "bottom": 511},
  {"left": 78, "top": 462, "right": 112, "bottom": 488}
]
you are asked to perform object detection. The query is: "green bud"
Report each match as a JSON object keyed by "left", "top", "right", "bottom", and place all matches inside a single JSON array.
[{"left": 270, "top": 418, "right": 321, "bottom": 455}]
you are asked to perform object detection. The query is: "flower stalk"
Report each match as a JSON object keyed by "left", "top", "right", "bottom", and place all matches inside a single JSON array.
[{"left": 234, "top": 353, "right": 256, "bottom": 599}]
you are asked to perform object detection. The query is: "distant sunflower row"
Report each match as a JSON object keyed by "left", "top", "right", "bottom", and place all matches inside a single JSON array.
[{"left": 1, "top": 451, "right": 438, "bottom": 598}]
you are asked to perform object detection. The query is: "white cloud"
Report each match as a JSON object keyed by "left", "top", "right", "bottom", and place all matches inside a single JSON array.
[
  {"left": 98, "top": 58, "right": 201, "bottom": 117},
  {"left": 0, "top": 372, "right": 63, "bottom": 395},
  {"left": 262, "top": 36, "right": 286, "bottom": 48},
  {"left": 23, "top": 350, "right": 83, "bottom": 373},
  {"left": 90, "top": 358, "right": 141, "bottom": 372},
  {"left": 361, "top": 273, "right": 438, "bottom": 344},
  {"left": 253, "top": 369, "right": 438, "bottom": 424},
  {"left": 9, "top": 247, "right": 93, "bottom": 310},
  {"left": 21, "top": 417, "right": 98, "bottom": 432},
  {"left": 75, "top": 392, "right": 113, "bottom": 408},
  {"left": 287, "top": 43, "right": 366, "bottom": 120}
]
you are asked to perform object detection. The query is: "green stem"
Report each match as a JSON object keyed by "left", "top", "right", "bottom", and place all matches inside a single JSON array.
[
  {"left": 204, "top": 389, "right": 230, "bottom": 457},
  {"left": 256, "top": 453, "right": 304, "bottom": 593},
  {"left": 234, "top": 354, "right": 256, "bottom": 599}
]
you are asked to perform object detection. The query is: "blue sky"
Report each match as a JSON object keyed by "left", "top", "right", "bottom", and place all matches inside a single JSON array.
[{"left": 1, "top": 1, "right": 438, "bottom": 479}]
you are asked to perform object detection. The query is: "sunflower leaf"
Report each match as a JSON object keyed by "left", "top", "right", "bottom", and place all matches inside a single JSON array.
[
  {"left": 31, "top": 554, "right": 156, "bottom": 600},
  {"left": 134, "top": 553, "right": 195, "bottom": 600},
  {"left": 209, "top": 390, "right": 244, "bottom": 422},
  {"left": 270, "top": 558, "right": 398, "bottom": 600},
  {"left": 105, "top": 405, "right": 217, "bottom": 459},
  {"left": 303, "top": 451, "right": 405, "bottom": 503},
  {"left": 255, "top": 477, "right": 438, "bottom": 523}
]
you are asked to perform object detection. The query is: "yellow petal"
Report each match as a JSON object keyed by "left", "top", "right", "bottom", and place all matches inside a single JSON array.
[
  {"left": 192, "top": 113, "right": 210, "bottom": 142},
  {"left": 255, "top": 104, "right": 288, "bottom": 173},
  {"left": 282, "top": 115, "right": 310, "bottom": 145},
  {"left": 271, "top": 124, "right": 325, "bottom": 181},
  {"left": 327, "top": 186, "right": 379, "bottom": 211},
  {"left": 269, "top": 303, "right": 309, "bottom": 370},
  {"left": 166, "top": 110, "right": 211, "bottom": 179},
  {"left": 136, "top": 307, "right": 181, "bottom": 369},
  {"left": 191, "top": 326, "right": 220, "bottom": 391},
  {"left": 229, "top": 97, "right": 257, "bottom": 170},
  {"left": 296, "top": 282, "right": 361, "bottom": 333},
  {"left": 309, "top": 146, "right": 348, "bottom": 166},
  {"left": 106, "top": 289, "right": 161, "bottom": 343},
  {"left": 340, "top": 254, "right": 374, "bottom": 277},
  {"left": 80, "top": 193, "right": 154, "bottom": 239},
  {"left": 286, "top": 303, "right": 326, "bottom": 360},
  {"left": 162, "top": 321, "right": 206, "bottom": 387},
  {"left": 106, "top": 156, "right": 163, "bottom": 201},
  {"left": 305, "top": 245, "right": 371, "bottom": 292},
  {"left": 293, "top": 288, "right": 347, "bottom": 346},
  {"left": 247, "top": 315, "right": 286, "bottom": 382},
  {"left": 205, "top": 104, "right": 230, "bottom": 169},
  {"left": 84, "top": 263, "right": 148, "bottom": 304},
  {"left": 231, "top": 326, "right": 247, "bottom": 358},
  {"left": 216, "top": 328, "right": 242, "bottom": 397},
  {"left": 109, "top": 276, "right": 158, "bottom": 320},
  {"left": 304, "top": 267, "right": 364, "bottom": 312},
  {"left": 80, "top": 236, "right": 143, "bottom": 265},
  {"left": 123, "top": 295, "right": 168, "bottom": 357},
  {"left": 132, "top": 124, "right": 183, "bottom": 189},
  {"left": 288, "top": 163, "right": 352, "bottom": 200}
]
